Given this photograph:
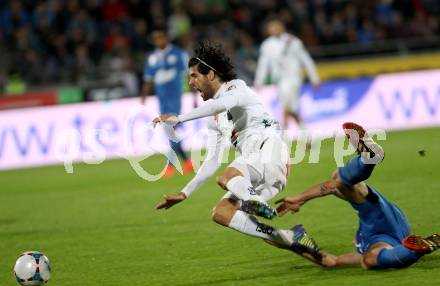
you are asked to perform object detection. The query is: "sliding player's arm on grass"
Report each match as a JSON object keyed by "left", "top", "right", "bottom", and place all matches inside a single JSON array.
[
  {"left": 156, "top": 126, "right": 224, "bottom": 210},
  {"left": 275, "top": 173, "right": 362, "bottom": 268}
]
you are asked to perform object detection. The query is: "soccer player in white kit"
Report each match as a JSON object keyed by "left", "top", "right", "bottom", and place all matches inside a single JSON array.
[
  {"left": 254, "top": 18, "right": 320, "bottom": 128},
  {"left": 153, "top": 42, "right": 322, "bottom": 262}
]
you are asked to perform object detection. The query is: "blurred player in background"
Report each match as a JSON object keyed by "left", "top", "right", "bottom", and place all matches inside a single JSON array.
[
  {"left": 153, "top": 41, "right": 322, "bottom": 262},
  {"left": 254, "top": 18, "right": 320, "bottom": 129},
  {"left": 276, "top": 122, "right": 440, "bottom": 269},
  {"left": 142, "top": 26, "right": 193, "bottom": 177}
]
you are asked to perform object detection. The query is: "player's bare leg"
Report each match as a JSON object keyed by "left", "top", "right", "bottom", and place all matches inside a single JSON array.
[
  {"left": 335, "top": 123, "right": 423, "bottom": 270},
  {"left": 331, "top": 171, "right": 369, "bottom": 204},
  {"left": 360, "top": 242, "right": 393, "bottom": 270},
  {"left": 289, "top": 111, "right": 302, "bottom": 126},
  {"left": 212, "top": 198, "right": 291, "bottom": 246},
  {"left": 282, "top": 107, "right": 302, "bottom": 128},
  {"left": 285, "top": 109, "right": 311, "bottom": 147},
  {"left": 333, "top": 121, "right": 387, "bottom": 203},
  {"left": 212, "top": 198, "right": 321, "bottom": 261},
  {"left": 217, "top": 167, "right": 277, "bottom": 220},
  {"left": 211, "top": 198, "right": 240, "bottom": 226},
  {"left": 283, "top": 109, "right": 290, "bottom": 129}
]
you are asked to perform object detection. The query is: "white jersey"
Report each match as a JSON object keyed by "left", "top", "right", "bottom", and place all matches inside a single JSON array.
[
  {"left": 181, "top": 110, "right": 289, "bottom": 199},
  {"left": 179, "top": 79, "right": 286, "bottom": 197},
  {"left": 181, "top": 112, "right": 231, "bottom": 197},
  {"left": 178, "top": 79, "right": 281, "bottom": 153},
  {"left": 254, "top": 33, "right": 319, "bottom": 87}
]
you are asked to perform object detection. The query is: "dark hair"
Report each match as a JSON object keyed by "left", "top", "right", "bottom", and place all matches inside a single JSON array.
[
  {"left": 188, "top": 41, "right": 237, "bottom": 82},
  {"left": 265, "top": 15, "right": 285, "bottom": 27},
  {"left": 151, "top": 24, "right": 168, "bottom": 34}
]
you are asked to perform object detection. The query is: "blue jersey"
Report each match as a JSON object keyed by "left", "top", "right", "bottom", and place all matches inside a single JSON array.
[
  {"left": 350, "top": 187, "right": 410, "bottom": 254},
  {"left": 144, "top": 45, "right": 188, "bottom": 114}
]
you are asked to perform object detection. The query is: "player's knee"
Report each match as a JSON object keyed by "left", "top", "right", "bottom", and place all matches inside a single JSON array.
[
  {"left": 361, "top": 251, "right": 378, "bottom": 270},
  {"left": 331, "top": 170, "right": 339, "bottom": 181},
  {"left": 212, "top": 205, "right": 233, "bottom": 226},
  {"left": 216, "top": 175, "right": 229, "bottom": 189},
  {"left": 212, "top": 199, "right": 239, "bottom": 226},
  {"left": 211, "top": 209, "right": 224, "bottom": 225},
  {"left": 331, "top": 170, "right": 343, "bottom": 185},
  {"left": 216, "top": 168, "right": 242, "bottom": 189},
  {"left": 331, "top": 169, "right": 351, "bottom": 191}
]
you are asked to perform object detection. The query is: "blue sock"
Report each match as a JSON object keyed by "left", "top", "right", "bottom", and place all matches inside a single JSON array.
[
  {"left": 338, "top": 156, "right": 375, "bottom": 186},
  {"left": 376, "top": 245, "right": 423, "bottom": 269}
]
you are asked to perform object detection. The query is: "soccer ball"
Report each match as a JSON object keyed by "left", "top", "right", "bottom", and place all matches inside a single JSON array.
[{"left": 14, "top": 251, "right": 51, "bottom": 285}]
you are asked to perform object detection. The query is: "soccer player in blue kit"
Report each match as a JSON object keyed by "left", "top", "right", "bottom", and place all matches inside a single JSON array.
[
  {"left": 142, "top": 26, "right": 193, "bottom": 177},
  {"left": 276, "top": 122, "right": 440, "bottom": 269}
]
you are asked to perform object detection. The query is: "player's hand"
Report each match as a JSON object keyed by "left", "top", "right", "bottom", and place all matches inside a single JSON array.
[
  {"left": 275, "top": 196, "right": 304, "bottom": 217},
  {"left": 321, "top": 253, "right": 338, "bottom": 268},
  {"left": 152, "top": 114, "right": 180, "bottom": 128},
  {"left": 155, "top": 192, "right": 187, "bottom": 210}
]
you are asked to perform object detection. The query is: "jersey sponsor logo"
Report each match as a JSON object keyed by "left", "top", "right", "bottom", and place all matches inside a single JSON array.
[
  {"left": 248, "top": 186, "right": 257, "bottom": 196},
  {"left": 227, "top": 85, "right": 236, "bottom": 91},
  {"left": 167, "top": 54, "right": 177, "bottom": 65},
  {"left": 154, "top": 68, "right": 177, "bottom": 85},
  {"left": 262, "top": 119, "right": 272, "bottom": 128}
]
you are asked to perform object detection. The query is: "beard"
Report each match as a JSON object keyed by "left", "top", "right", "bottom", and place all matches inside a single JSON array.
[{"left": 200, "top": 84, "right": 215, "bottom": 101}]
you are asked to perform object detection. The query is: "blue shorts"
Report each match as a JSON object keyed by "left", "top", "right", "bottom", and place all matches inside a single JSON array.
[{"left": 350, "top": 187, "right": 410, "bottom": 254}]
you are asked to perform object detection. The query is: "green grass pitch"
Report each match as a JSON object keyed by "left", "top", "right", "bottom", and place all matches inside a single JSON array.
[{"left": 1, "top": 127, "right": 440, "bottom": 285}]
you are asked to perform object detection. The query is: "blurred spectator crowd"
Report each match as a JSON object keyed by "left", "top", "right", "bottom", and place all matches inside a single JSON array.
[{"left": 0, "top": 0, "right": 439, "bottom": 93}]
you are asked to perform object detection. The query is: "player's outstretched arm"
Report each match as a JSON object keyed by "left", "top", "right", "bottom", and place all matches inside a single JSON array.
[
  {"left": 156, "top": 192, "right": 187, "bottom": 210},
  {"left": 152, "top": 114, "right": 180, "bottom": 127},
  {"left": 275, "top": 196, "right": 303, "bottom": 217},
  {"left": 276, "top": 180, "right": 341, "bottom": 216}
]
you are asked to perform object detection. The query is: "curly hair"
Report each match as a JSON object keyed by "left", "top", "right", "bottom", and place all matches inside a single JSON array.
[{"left": 188, "top": 41, "right": 237, "bottom": 82}]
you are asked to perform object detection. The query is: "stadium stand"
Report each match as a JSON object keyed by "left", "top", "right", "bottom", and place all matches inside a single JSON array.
[{"left": 0, "top": 0, "right": 439, "bottom": 97}]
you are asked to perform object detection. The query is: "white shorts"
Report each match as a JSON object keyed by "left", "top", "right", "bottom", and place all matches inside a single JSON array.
[
  {"left": 278, "top": 80, "right": 301, "bottom": 113},
  {"left": 222, "top": 134, "right": 289, "bottom": 202}
]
